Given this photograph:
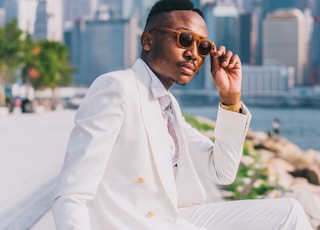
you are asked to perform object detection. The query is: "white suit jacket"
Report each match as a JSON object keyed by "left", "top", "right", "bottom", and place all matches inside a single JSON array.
[{"left": 52, "top": 59, "right": 251, "bottom": 230}]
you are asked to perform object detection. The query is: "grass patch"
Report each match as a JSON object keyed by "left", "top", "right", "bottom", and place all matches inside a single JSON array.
[{"left": 182, "top": 112, "right": 214, "bottom": 131}]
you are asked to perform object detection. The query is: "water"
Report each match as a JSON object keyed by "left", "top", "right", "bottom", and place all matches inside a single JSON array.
[{"left": 181, "top": 105, "right": 320, "bottom": 151}]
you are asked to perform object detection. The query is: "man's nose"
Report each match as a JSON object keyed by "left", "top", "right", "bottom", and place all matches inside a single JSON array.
[{"left": 184, "top": 42, "right": 199, "bottom": 60}]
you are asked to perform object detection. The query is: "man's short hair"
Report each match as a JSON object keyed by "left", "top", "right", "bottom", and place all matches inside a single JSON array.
[{"left": 144, "top": 0, "right": 203, "bottom": 30}]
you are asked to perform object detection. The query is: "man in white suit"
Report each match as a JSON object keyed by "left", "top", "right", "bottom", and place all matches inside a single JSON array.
[{"left": 52, "top": 0, "right": 312, "bottom": 229}]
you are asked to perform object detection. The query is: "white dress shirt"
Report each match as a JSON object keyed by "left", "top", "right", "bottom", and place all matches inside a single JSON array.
[{"left": 141, "top": 61, "right": 179, "bottom": 166}]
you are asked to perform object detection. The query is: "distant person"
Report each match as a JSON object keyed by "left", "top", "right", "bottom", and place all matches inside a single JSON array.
[
  {"left": 272, "top": 118, "right": 280, "bottom": 136},
  {"left": 52, "top": 0, "right": 312, "bottom": 229}
]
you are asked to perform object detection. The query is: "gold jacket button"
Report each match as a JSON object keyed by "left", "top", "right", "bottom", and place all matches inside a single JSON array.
[
  {"left": 147, "top": 211, "right": 155, "bottom": 218},
  {"left": 137, "top": 177, "right": 145, "bottom": 184}
]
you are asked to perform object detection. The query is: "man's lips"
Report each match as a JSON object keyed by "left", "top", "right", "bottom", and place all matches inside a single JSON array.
[{"left": 178, "top": 62, "right": 196, "bottom": 75}]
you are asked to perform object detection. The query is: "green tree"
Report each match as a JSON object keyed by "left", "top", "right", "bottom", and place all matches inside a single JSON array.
[
  {"left": 22, "top": 40, "right": 75, "bottom": 108},
  {"left": 0, "top": 19, "right": 24, "bottom": 107}
]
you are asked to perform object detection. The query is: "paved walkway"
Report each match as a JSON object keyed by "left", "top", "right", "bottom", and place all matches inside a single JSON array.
[{"left": 0, "top": 110, "right": 75, "bottom": 229}]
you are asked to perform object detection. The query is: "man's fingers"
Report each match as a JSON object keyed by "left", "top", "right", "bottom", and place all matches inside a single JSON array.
[
  {"left": 211, "top": 46, "right": 240, "bottom": 70},
  {"left": 213, "top": 46, "right": 226, "bottom": 57},
  {"left": 220, "top": 50, "right": 233, "bottom": 67},
  {"left": 228, "top": 54, "right": 241, "bottom": 68}
]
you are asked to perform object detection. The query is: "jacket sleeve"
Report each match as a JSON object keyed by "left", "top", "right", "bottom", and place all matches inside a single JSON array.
[
  {"left": 180, "top": 103, "right": 251, "bottom": 185},
  {"left": 52, "top": 75, "right": 126, "bottom": 229}
]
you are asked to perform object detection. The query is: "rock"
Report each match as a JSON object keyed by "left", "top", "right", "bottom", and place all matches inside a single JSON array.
[
  {"left": 265, "top": 158, "right": 295, "bottom": 187},
  {"left": 258, "top": 149, "right": 276, "bottom": 161},
  {"left": 270, "top": 139, "right": 313, "bottom": 170},
  {"left": 285, "top": 178, "right": 320, "bottom": 228},
  {"left": 248, "top": 130, "right": 269, "bottom": 142},
  {"left": 245, "top": 129, "right": 255, "bottom": 140},
  {"left": 254, "top": 138, "right": 279, "bottom": 152},
  {"left": 241, "top": 155, "right": 255, "bottom": 166},
  {"left": 266, "top": 158, "right": 295, "bottom": 172},
  {"left": 305, "top": 149, "right": 320, "bottom": 169},
  {"left": 289, "top": 165, "right": 320, "bottom": 185}
]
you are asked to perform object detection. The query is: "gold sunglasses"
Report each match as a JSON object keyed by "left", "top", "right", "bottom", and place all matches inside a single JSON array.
[{"left": 149, "top": 27, "right": 216, "bottom": 57}]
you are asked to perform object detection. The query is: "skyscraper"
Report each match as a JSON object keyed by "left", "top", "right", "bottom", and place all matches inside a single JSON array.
[
  {"left": 310, "top": 0, "right": 320, "bottom": 85},
  {"left": 212, "top": 4, "right": 240, "bottom": 54},
  {"left": 64, "top": 0, "right": 98, "bottom": 23},
  {"left": 33, "top": 0, "right": 63, "bottom": 41},
  {"left": 262, "top": 0, "right": 309, "bottom": 15},
  {"left": 202, "top": 3, "right": 216, "bottom": 91},
  {"left": 4, "top": 0, "right": 38, "bottom": 34},
  {"left": 70, "top": 14, "right": 139, "bottom": 86},
  {"left": 263, "top": 9, "right": 307, "bottom": 86},
  {"left": 252, "top": 0, "right": 263, "bottom": 65},
  {"left": 239, "top": 13, "right": 254, "bottom": 64}
]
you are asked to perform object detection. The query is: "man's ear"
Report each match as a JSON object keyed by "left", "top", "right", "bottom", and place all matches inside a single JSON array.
[{"left": 141, "top": 32, "right": 152, "bottom": 51}]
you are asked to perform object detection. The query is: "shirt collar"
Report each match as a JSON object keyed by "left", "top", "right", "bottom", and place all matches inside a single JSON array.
[{"left": 140, "top": 58, "right": 170, "bottom": 101}]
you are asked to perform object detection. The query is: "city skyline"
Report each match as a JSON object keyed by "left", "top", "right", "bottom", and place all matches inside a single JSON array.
[{"left": 1, "top": 0, "right": 320, "bottom": 107}]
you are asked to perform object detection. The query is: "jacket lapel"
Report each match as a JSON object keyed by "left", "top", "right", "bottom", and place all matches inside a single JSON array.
[
  {"left": 131, "top": 59, "right": 178, "bottom": 208},
  {"left": 170, "top": 94, "right": 207, "bottom": 207}
]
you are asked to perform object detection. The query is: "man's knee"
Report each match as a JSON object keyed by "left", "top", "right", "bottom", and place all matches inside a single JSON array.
[
  {"left": 278, "top": 198, "right": 302, "bottom": 214},
  {"left": 280, "top": 197, "right": 313, "bottom": 229},
  {"left": 282, "top": 197, "right": 303, "bottom": 212}
]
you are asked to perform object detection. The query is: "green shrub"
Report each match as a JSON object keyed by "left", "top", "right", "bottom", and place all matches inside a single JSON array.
[{"left": 182, "top": 112, "right": 214, "bottom": 131}]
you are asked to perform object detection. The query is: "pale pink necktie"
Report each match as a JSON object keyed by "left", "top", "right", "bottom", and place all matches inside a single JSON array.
[{"left": 160, "top": 97, "right": 179, "bottom": 166}]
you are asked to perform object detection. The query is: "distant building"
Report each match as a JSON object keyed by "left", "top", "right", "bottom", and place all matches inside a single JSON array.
[
  {"left": 69, "top": 14, "right": 139, "bottom": 86},
  {"left": 212, "top": 5, "right": 240, "bottom": 54},
  {"left": 100, "top": 0, "right": 158, "bottom": 26},
  {"left": 202, "top": 3, "right": 216, "bottom": 91},
  {"left": 234, "top": 0, "right": 264, "bottom": 65},
  {"left": 242, "top": 64, "right": 294, "bottom": 97},
  {"left": 3, "top": 0, "right": 63, "bottom": 41},
  {"left": 310, "top": 1, "right": 320, "bottom": 85},
  {"left": 99, "top": 0, "right": 122, "bottom": 20},
  {"left": 239, "top": 13, "right": 255, "bottom": 65},
  {"left": 263, "top": 8, "right": 307, "bottom": 86},
  {"left": 33, "top": 0, "right": 63, "bottom": 41},
  {"left": 251, "top": 1, "right": 264, "bottom": 66},
  {"left": 137, "top": 0, "right": 158, "bottom": 27},
  {"left": 235, "top": 0, "right": 255, "bottom": 13},
  {"left": 64, "top": 0, "right": 97, "bottom": 22},
  {"left": 262, "top": 0, "right": 309, "bottom": 15},
  {"left": 4, "top": 0, "right": 38, "bottom": 34}
]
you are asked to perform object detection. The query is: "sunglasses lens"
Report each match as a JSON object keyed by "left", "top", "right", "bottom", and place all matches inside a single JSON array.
[
  {"left": 199, "top": 40, "right": 213, "bottom": 56},
  {"left": 179, "top": 32, "right": 194, "bottom": 48}
]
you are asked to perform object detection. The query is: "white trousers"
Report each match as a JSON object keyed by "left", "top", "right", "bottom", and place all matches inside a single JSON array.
[{"left": 178, "top": 198, "right": 313, "bottom": 230}]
